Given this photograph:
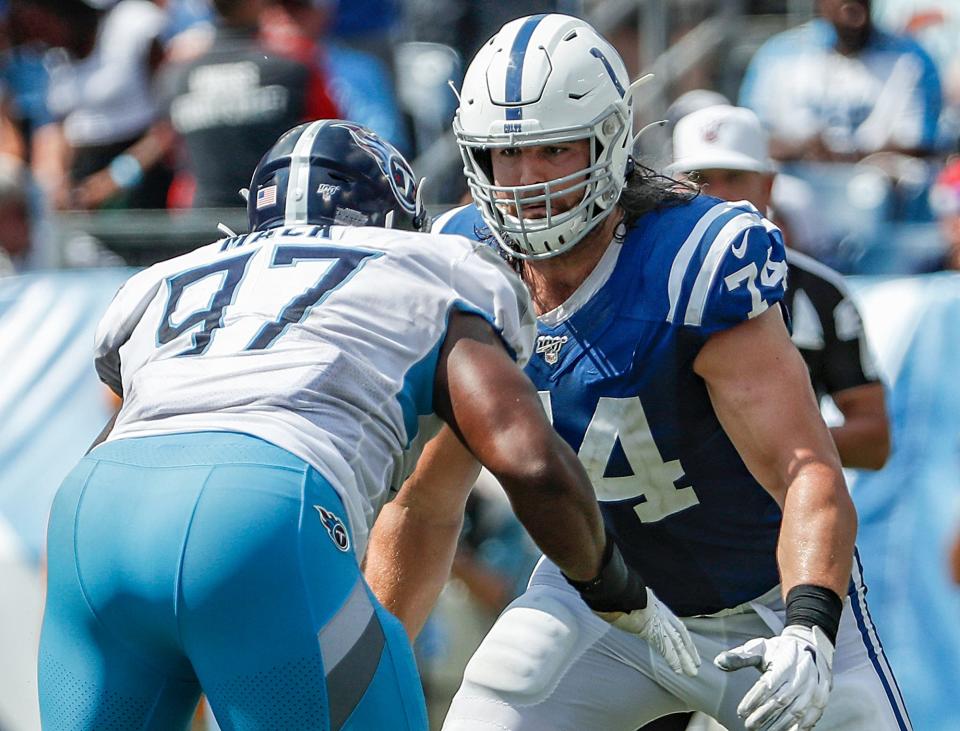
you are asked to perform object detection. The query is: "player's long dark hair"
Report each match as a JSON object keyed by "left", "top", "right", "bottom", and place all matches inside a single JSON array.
[{"left": 619, "top": 161, "right": 698, "bottom": 227}]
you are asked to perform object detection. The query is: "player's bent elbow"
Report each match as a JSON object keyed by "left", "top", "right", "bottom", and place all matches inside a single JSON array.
[
  {"left": 834, "top": 482, "right": 859, "bottom": 537},
  {"left": 870, "top": 427, "right": 891, "bottom": 470}
]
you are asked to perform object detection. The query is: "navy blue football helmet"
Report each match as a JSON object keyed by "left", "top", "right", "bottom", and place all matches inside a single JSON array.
[{"left": 247, "top": 120, "right": 428, "bottom": 232}]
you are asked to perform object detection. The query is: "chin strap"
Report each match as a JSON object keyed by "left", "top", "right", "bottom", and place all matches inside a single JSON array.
[{"left": 613, "top": 220, "right": 627, "bottom": 244}]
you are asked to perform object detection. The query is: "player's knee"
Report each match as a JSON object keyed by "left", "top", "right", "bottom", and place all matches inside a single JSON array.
[{"left": 461, "top": 589, "right": 581, "bottom": 701}]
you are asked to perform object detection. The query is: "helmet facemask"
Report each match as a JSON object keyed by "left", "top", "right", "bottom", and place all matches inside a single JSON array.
[{"left": 457, "top": 104, "right": 628, "bottom": 260}]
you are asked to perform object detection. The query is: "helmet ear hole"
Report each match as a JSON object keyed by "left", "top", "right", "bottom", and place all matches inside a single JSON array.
[{"left": 471, "top": 148, "right": 494, "bottom": 183}]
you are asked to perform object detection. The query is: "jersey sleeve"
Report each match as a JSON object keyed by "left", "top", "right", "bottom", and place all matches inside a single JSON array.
[
  {"left": 448, "top": 237, "right": 536, "bottom": 367},
  {"left": 93, "top": 266, "right": 165, "bottom": 396},
  {"left": 680, "top": 210, "right": 787, "bottom": 338}
]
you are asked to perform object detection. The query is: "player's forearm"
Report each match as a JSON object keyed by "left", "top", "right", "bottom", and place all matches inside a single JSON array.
[
  {"left": 123, "top": 121, "right": 177, "bottom": 173},
  {"left": 364, "top": 500, "right": 463, "bottom": 642},
  {"left": 776, "top": 461, "right": 857, "bottom": 599},
  {"left": 830, "top": 382, "right": 891, "bottom": 470},
  {"left": 830, "top": 416, "right": 890, "bottom": 470},
  {"left": 498, "top": 452, "right": 606, "bottom": 583}
]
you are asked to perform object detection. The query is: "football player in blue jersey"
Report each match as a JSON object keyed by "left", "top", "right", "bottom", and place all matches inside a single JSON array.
[
  {"left": 37, "top": 120, "right": 697, "bottom": 731},
  {"left": 420, "top": 14, "right": 911, "bottom": 731}
]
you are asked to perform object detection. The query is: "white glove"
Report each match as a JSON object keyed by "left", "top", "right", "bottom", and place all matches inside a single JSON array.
[
  {"left": 715, "top": 624, "right": 834, "bottom": 731},
  {"left": 598, "top": 587, "right": 701, "bottom": 677}
]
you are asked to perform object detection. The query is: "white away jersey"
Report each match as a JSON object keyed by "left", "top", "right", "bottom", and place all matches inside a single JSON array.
[{"left": 94, "top": 224, "right": 535, "bottom": 555}]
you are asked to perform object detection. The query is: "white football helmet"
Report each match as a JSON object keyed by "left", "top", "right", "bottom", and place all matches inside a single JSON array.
[{"left": 454, "top": 14, "right": 634, "bottom": 260}]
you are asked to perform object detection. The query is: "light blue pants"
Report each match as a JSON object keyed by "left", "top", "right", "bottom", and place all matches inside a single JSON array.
[{"left": 38, "top": 431, "right": 427, "bottom": 731}]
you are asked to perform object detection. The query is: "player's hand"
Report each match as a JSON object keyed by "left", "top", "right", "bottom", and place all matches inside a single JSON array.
[
  {"left": 596, "top": 587, "right": 701, "bottom": 676},
  {"left": 715, "top": 624, "right": 834, "bottom": 731},
  {"left": 564, "top": 535, "right": 699, "bottom": 676}
]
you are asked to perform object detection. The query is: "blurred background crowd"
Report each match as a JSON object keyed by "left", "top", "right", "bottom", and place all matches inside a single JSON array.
[
  {"left": 0, "top": 0, "right": 959, "bottom": 274},
  {"left": 1, "top": 1, "right": 959, "bottom": 730}
]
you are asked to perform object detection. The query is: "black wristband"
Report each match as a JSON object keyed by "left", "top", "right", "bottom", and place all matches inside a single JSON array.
[
  {"left": 563, "top": 533, "right": 648, "bottom": 612},
  {"left": 785, "top": 584, "right": 843, "bottom": 645}
]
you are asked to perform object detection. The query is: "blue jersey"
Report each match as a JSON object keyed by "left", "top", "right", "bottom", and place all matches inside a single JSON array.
[{"left": 434, "top": 197, "right": 790, "bottom": 615}]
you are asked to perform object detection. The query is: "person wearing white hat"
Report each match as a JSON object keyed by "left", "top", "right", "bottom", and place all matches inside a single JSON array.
[
  {"left": 667, "top": 105, "right": 778, "bottom": 214},
  {"left": 668, "top": 103, "right": 891, "bottom": 474}
]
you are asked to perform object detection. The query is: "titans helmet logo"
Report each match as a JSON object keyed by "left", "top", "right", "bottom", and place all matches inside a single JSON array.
[{"left": 332, "top": 121, "right": 418, "bottom": 214}]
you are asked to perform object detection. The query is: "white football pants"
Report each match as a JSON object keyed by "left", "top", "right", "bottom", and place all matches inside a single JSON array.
[{"left": 442, "top": 555, "right": 910, "bottom": 731}]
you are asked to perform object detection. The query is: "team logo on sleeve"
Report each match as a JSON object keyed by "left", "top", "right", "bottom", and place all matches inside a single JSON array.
[
  {"left": 331, "top": 121, "right": 418, "bottom": 214},
  {"left": 314, "top": 505, "right": 350, "bottom": 552},
  {"left": 535, "top": 335, "right": 569, "bottom": 365}
]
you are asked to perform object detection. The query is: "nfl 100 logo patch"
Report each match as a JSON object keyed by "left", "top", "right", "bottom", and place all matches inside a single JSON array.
[{"left": 536, "top": 335, "right": 568, "bottom": 365}]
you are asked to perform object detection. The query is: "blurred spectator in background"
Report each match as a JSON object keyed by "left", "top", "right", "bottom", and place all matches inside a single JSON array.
[
  {"left": 0, "top": 151, "right": 59, "bottom": 272},
  {"left": 161, "top": 0, "right": 216, "bottom": 62},
  {"left": 162, "top": 0, "right": 213, "bottom": 44},
  {"left": 0, "top": 157, "right": 14, "bottom": 276},
  {"left": 0, "top": 5, "right": 28, "bottom": 163},
  {"left": 405, "top": 0, "right": 569, "bottom": 68},
  {"left": 668, "top": 104, "right": 891, "bottom": 470},
  {"left": 872, "top": 1, "right": 960, "bottom": 150},
  {"left": 158, "top": 0, "right": 339, "bottom": 208},
  {"left": 26, "top": 0, "right": 173, "bottom": 210},
  {"left": 0, "top": 1, "right": 52, "bottom": 164},
  {"left": 740, "top": 0, "right": 942, "bottom": 162},
  {"left": 0, "top": 83, "right": 26, "bottom": 161},
  {"left": 327, "top": 0, "right": 400, "bottom": 73},
  {"left": 0, "top": 155, "right": 33, "bottom": 268},
  {"left": 260, "top": 0, "right": 408, "bottom": 153},
  {"left": 923, "top": 155, "right": 960, "bottom": 270}
]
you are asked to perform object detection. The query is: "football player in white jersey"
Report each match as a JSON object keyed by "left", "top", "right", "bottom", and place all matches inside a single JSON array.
[
  {"left": 422, "top": 14, "right": 911, "bottom": 731},
  {"left": 37, "top": 120, "right": 697, "bottom": 731}
]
